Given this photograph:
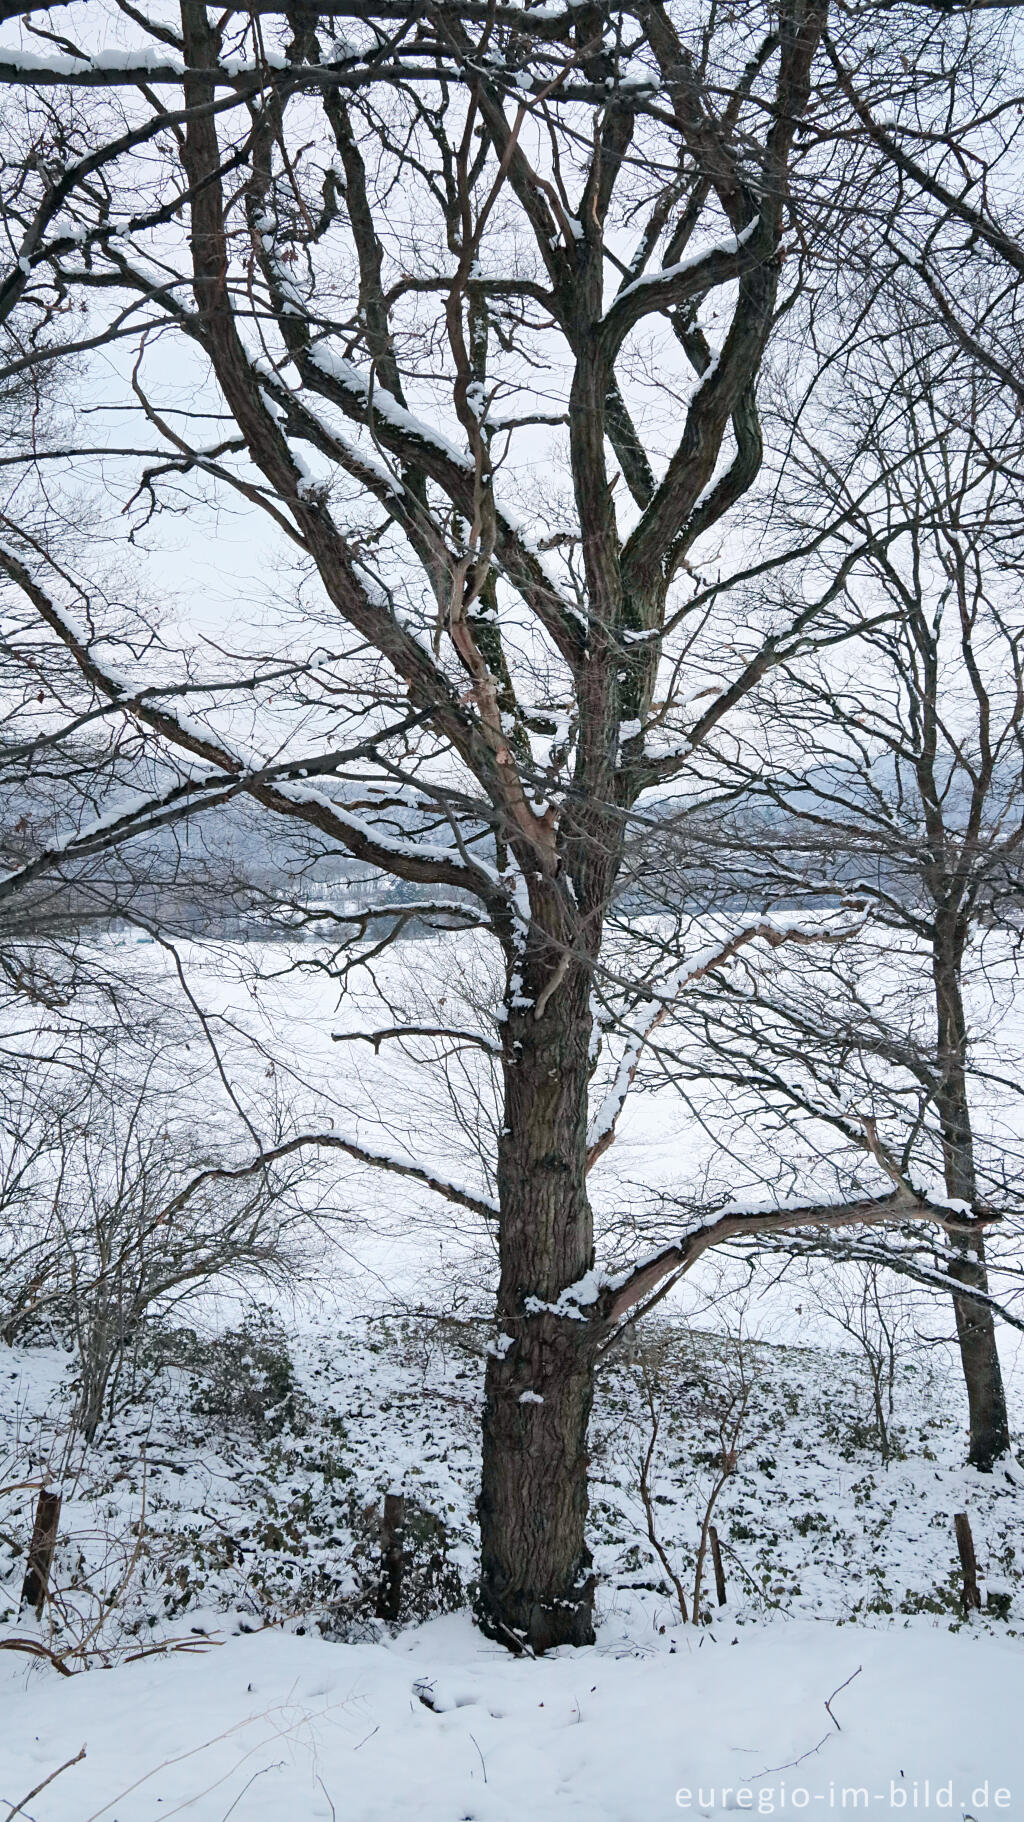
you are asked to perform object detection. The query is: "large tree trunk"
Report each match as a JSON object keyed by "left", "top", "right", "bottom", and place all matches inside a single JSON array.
[
  {"left": 933, "top": 933, "right": 1010, "bottom": 1470},
  {"left": 477, "top": 939, "right": 598, "bottom": 1652},
  {"left": 478, "top": 1310, "right": 596, "bottom": 1651}
]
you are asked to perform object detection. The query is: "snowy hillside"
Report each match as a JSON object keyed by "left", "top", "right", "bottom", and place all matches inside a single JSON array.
[
  {"left": 3, "top": 1308, "right": 1024, "bottom": 1817},
  {"left": 7, "top": 1309, "right": 1024, "bottom": 1647}
]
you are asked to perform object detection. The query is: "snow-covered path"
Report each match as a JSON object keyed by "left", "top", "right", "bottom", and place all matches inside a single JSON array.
[{"left": 2, "top": 1613, "right": 1020, "bottom": 1821}]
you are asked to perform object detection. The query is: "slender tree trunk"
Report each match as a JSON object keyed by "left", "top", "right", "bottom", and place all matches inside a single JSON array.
[
  {"left": 477, "top": 939, "right": 598, "bottom": 1652},
  {"left": 947, "top": 1231, "right": 1008, "bottom": 1469},
  {"left": 933, "top": 933, "right": 1010, "bottom": 1470}
]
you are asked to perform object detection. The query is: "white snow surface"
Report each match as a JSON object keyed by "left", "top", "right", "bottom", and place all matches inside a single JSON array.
[
  {"left": 1, "top": 1611, "right": 1021, "bottom": 1820},
  {"left": 3, "top": 1309, "right": 1024, "bottom": 1816}
]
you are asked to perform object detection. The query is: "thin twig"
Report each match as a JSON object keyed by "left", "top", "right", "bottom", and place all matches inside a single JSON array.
[
  {"left": 824, "top": 1666, "right": 862, "bottom": 1730},
  {"left": 4, "top": 1745, "right": 86, "bottom": 1821},
  {"left": 635, "top": 1381, "right": 689, "bottom": 1624},
  {"left": 316, "top": 1776, "right": 337, "bottom": 1819}
]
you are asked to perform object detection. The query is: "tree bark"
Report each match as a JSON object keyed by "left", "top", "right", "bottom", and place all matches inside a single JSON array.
[
  {"left": 478, "top": 1311, "right": 596, "bottom": 1651},
  {"left": 947, "top": 1232, "right": 1008, "bottom": 1471},
  {"left": 477, "top": 940, "right": 598, "bottom": 1651},
  {"left": 933, "top": 933, "right": 1009, "bottom": 1470},
  {"left": 376, "top": 1491, "right": 406, "bottom": 1622}
]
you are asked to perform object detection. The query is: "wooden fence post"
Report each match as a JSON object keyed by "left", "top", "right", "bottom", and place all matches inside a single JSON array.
[
  {"left": 376, "top": 1491, "right": 406, "bottom": 1622},
  {"left": 20, "top": 1488, "right": 61, "bottom": 1617},
  {"left": 954, "top": 1512, "right": 982, "bottom": 1614},
  {"left": 709, "top": 1525, "right": 727, "bottom": 1606}
]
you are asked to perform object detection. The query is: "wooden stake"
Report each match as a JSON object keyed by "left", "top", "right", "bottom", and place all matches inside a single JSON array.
[
  {"left": 709, "top": 1525, "right": 727, "bottom": 1606},
  {"left": 376, "top": 1491, "right": 406, "bottom": 1622},
  {"left": 954, "top": 1511, "right": 982, "bottom": 1614},
  {"left": 20, "top": 1488, "right": 61, "bottom": 1617}
]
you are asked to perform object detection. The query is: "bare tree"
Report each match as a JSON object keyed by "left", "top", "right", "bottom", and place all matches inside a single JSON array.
[
  {"left": 0, "top": 0, "right": 1017, "bottom": 1650},
  {"left": 640, "top": 347, "right": 1024, "bottom": 1467},
  {"left": 803, "top": 1261, "right": 919, "bottom": 1463},
  {"left": 0, "top": 999, "right": 355, "bottom": 1438},
  {"left": 821, "top": 4, "right": 1024, "bottom": 413}
]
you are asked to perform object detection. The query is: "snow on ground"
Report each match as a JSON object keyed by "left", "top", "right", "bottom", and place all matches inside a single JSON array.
[
  {"left": 3, "top": 1306, "right": 1024, "bottom": 1816},
  {"left": 3, "top": 1610, "right": 1022, "bottom": 1822}
]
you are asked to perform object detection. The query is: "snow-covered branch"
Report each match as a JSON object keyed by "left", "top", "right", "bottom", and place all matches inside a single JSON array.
[
  {"left": 601, "top": 1190, "right": 998, "bottom": 1328},
  {"left": 586, "top": 913, "right": 862, "bottom": 1171}
]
